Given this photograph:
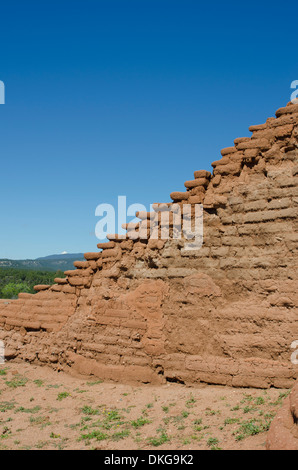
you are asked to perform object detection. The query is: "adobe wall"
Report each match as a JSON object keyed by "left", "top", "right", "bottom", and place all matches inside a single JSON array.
[
  {"left": 266, "top": 378, "right": 298, "bottom": 449},
  {"left": 0, "top": 101, "right": 297, "bottom": 388}
]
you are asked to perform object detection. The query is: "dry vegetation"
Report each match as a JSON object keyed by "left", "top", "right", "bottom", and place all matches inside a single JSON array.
[{"left": 0, "top": 362, "right": 290, "bottom": 450}]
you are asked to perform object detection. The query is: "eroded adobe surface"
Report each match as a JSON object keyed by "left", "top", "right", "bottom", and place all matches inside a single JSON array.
[
  {"left": 266, "top": 378, "right": 298, "bottom": 450},
  {"left": 0, "top": 101, "right": 297, "bottom": 390}
]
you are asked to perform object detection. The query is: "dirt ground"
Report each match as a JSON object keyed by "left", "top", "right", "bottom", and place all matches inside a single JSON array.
[{"left": 0, "top": 361, "right": 289, "bottom": 451}]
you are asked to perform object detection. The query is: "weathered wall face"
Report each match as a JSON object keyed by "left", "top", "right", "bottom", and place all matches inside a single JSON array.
[
  {"left": 266, "top": 378, "right": 298, "bottom": 450},
  {"left": 0, "top": 101, "right": 297, "bottom": 388}
]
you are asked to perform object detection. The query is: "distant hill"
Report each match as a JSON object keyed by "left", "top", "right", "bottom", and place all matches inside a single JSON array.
[
  {"left": 36, "top": 253, "right": 85, "bottom": 261},
  {"left": 0, "top": 253, "right": 85, "bottom": 272}
]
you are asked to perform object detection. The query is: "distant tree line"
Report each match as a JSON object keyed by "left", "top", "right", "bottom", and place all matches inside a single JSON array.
[{"left": 0, "top": 268, "right": 65, "bottom": 299}]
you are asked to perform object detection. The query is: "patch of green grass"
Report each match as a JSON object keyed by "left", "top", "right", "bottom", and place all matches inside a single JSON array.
[
  {"left": 56, "top": 392, "right": 70, "bottom": 401},
  {"left": 270, "top": 391, "right": 290, "bottom": 406},
  {"left": 185, "top": 395, "right": 196, "bottom": 408},
  {"left": 29, "top": 415, "right": 51, "bottom": 428},
  {"left": 15, "top": 406, "right": 41, "bottom": 414},
  {"left": 80, "top": 407, "right": 127, "bottom": 438},
  {"left": 0, "top": 427, "right": 12, "bottom": 440},
  {"left": 147, "top": 428, "right": 170, "bottom": 447},
  {"left": 131, "top": 416, "right": 151, "bottom": 428},
  {"left": 193, "top": 426, "right": 203, "bottom": 432},
  {"left": 207, "top": 437, "right": 219, "bottom": 447},
  {"left": 233, "top": 419, "right": 271, "bottom": 441},
  {"left": 205, "top": 409, "right": 220, "bottom": 416},
  {"left": 122, "top": 406, "right": 134, "bottom": 414},
  {"left": 162, "top": 406, "right": 169, "bottom": 413},
  {"left": 79, "top": 429, "right": 108, "bottom": 442},
  {"left": 193, "top": 418, "right": 202, "bottom": 425},
  {"left": 194, "top": 424, "right": 209, "bottom": 432},
  {"left": 161, "top": 411, "right": 191, "bottom": 430},
  {"left": 224, "top": 417, "right": 240, "bottom": 425},
  {"left": 230, "top": 405, "right": 240, "bottom": 411},
  {"left": 0, "top": 401, "right": 15, "bottom": 412},
  {"left": 243, "top": 406, "right": 257, "bottom": 414},
  {"left": 182, "top": 438, "right": 191, "bottom": 445},
  {"left": 191, "top": 433, "right": 205, "bottom": 442},
  {"left": 48, "top": 407, "right": 59, "bottom": 414},
  {"left": 263, "top": 412, "right": 276, "bottom": 420},
  {"left": 86, "top": 380, "right": 103, "bottom": 386},
  {"left": 177, "top": 425, "right": 186, "bottom": 431},
  {"left": 111, "top": 429, "right": 130, "bottom": 441},
  {"left": 0, "top": 369, "right": 8, "bottom": 376},
  {"left": 254, "top": 396, "right": 265, "bottom": 405},
  {"left": 33, "top": 379, "right": 44, "bottom": 387},
  {"left": 192, "top": 418, "right": 205, "bottom": 432},
  {"left": 5, "top": 375, "right": 28, "bottom": 389},
  {"left": 81, "top": 405, "right": 100, "bottom": 416},
  {"left": 46, "top": 384, "right": 61, "bottom": 389},
  {"left": 241, "top": 394, "right": 254, "bottom": 404},
  {"left": 103, "top": 409, "right": 123, "bottom": 424}
]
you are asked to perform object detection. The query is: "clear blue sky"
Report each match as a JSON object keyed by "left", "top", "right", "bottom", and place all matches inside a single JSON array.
[{"left": 0, "top": 0, "right": 297, "bottom": 259}]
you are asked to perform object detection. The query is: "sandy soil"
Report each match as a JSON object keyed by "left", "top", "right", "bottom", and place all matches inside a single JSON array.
[{"left": 0, "top": 361, "right": 289, "bottom": 451}]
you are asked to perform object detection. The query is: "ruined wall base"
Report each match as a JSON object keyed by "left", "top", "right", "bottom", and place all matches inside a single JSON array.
[{"left": 266, "top": 379, "right": 298, "bottom": 450}]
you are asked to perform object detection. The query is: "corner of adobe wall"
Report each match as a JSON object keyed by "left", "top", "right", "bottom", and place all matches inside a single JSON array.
[{"left": 266, "top": 378, "right": 298, "bottom": 450}]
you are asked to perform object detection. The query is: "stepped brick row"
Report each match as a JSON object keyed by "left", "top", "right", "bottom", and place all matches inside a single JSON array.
[{"left": 0, "top": 101, "right": 297, "bottom": 401}]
